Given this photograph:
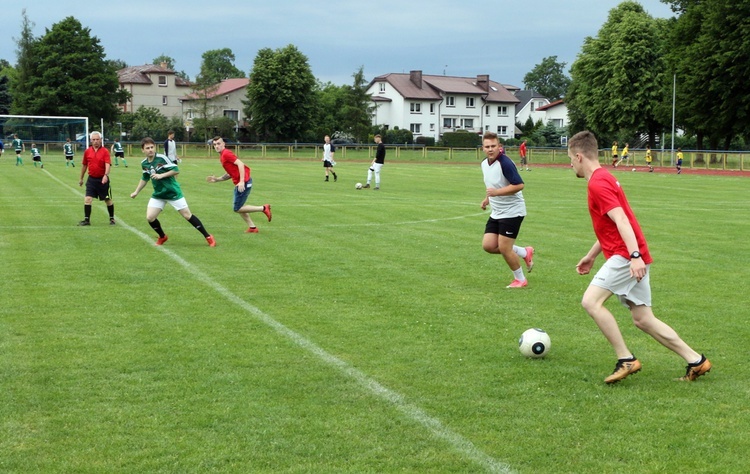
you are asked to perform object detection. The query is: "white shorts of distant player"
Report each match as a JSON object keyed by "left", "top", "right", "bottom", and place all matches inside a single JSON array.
[
  {"left": 367, "top": 162, "right": 383, "bottom": 186},
  {"left": 148, "top": 197, "right": 189, "bottom": 211}
]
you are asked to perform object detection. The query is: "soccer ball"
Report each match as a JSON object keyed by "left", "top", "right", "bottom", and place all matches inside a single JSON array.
[
  {"left": 518, "top": 328, "right": 551, "bottom": 358},
  {"left": 632, "top": 168, "right": 637, "bottom": 172},
  {"left": 355, "top": 182, "right": 363, "bottom": 189}
]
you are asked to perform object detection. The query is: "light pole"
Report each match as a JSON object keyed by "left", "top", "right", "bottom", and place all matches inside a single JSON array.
[{"left": 116, "top": 122, "right": 123, "bottom": 139}]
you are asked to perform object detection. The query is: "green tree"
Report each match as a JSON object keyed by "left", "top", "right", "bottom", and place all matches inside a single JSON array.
[
  {"left": 0, "top": 75, "right": 11, "bottom": 114},
  {"left": 340, "top": 66, "right": 374, "bottom": 142},
  {"left": 196, "top": 48, "right": 245, "bottom": 87},
  {"left": 11, "top": 16, "right": 129, "bottom": 124},
  {"left": 246, "top": 45, "right": 317, "bottom": 142},
  {"left": 129, "top": 106, "right": 169, "bottom": 139},
  {"left": 10, "top": 9, "right": 35, "bottom": 114},
  {"left": 523, "top": 56, "right": 572, "bottom": 101},
  {"left": 310, "top": 80, "right": 346, "bottom": 140},
  {"left": 664, "top": 0, "right": 750, "bottom": 149},
  {"left": 567, "top": 2, "right": 668, "bottom": 146},
  {"left": 107, "top": 58, "right": 128, "bottom": 71}
]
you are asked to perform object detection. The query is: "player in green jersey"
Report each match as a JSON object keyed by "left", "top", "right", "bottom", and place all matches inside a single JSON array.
[
  {"left": 30, "top": 143, "right": 43, "bottom": 168},
  {"left": 12, "top": 134, "right": 24, "bottom": 166},
  {"left": 130, "top": 137, "right": 215, "bottom": 247},
  {"left": 64, "top": 138, "right": 76, "bottom": 167},
  {"left": 111, "top": 138, "right": 128, "bottom": 167}
]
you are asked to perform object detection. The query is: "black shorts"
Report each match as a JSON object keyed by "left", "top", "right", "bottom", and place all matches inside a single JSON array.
[
  {"left": 85, "top": 176, "right": 112, "bottom": 201},
  {"left": 484, "top": 215, "right": 525, "bottom": 239},
  {"left": 323, "top": 160, "right": 333, "bottom": 168},
  {"left": 65, "top": 155, "right": 74, "bottom": 160},
  {"left": 33, "top": 156, "right": 41, "bottom": 162},
  {"left": 115, "top": 152, "right": 124, "bottom": 158}
]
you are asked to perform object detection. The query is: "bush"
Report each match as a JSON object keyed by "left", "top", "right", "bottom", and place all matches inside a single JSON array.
[
  {"left": 442, "top": 131, "right": 481, "bottom": 148},
  {"left": 415, "top": 136, "right": 435, "bottom": 146}
]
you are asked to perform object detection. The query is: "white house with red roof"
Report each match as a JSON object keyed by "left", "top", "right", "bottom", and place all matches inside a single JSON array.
[
  {"left": 535, "top": 99, "right": 568, "bottom": 129},
  {"left": 179, "top": 78, "right": 251, "bottom": 131},
  {"left": 367, "top": 70, "right": 520, "bottom": 141}
]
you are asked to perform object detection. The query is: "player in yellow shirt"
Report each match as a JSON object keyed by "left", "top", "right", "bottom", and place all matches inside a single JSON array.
[
  {"left": 645, "top": 147, "right": 653, "bottom": 172},
  {"left": 620, "top": 143, "right": 630, "bottom": 166},
  {"left": 611, "top": 141, "right": 618, "bottom": 167},
  {"left": 676, "top": 148, "right": 683, "bottom": 174}
]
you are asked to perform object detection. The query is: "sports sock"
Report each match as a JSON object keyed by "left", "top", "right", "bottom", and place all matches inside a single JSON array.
[
  {"left": 512, "top": 268, "right": 526, "bottom": 281},
  {"left": 149, "top": 219, "right": 165, "bottom": 237},
  {"left": 107, "top": 204, "right": 115, "bottom": 219},
  {"left": 513, "top": 245, "right": 528, "bottom": 259},
  {"left": 84, "top": 204, "right": 92, "bottom": 220},
  {"left": 188, "top": 214, "right": 210, "bottom": 237}
]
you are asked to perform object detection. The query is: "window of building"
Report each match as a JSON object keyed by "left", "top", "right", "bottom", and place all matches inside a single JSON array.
[
  {"left": 443, "top": 117, "right": 456, "bottom": 128},
  {"left": 430, "top": 123, "right": 435, "bottom": 131},
  {"left": 410, "top": 123, "right": 421, "bottom": 134},
  {"left": 497, "top": 125, "right": 508, "bottom": 136},
  {"left": 530, "top": 102, "right": 535, "bottom": 111},
  {"left": 497, "top": 106, "right": 507, "bottom": 116},
  {"left": 485, "top": 105, "right": 490, "bottom": 116},
  {"left": 162, "top": 96, "right": 168, "bottom": 106},
  {"left": 379, "top": 82, "right": 386, "bottom": 93},
  {"left": 466, "top": 97, "right": 475, "bottom": 108},
  {"left": 551, "top": 118, "right": 564, "bottom": 128},
  {"left": 158, "top": 75, "right": 167, "bottom": 86},
  {"left": 187, "top": 108, "right": 194, "bottom": 119},
  {"left": 430, "top": 103, "right": 435, "bottom": 114},
  {"left": 446, "top": 96, "right": 455, "bottom": 107},
  {"left": 410, "top": 102, "right": 421, "bottom": 113},
  {"left": 462, "top": 118, "right": 474, "bottom": 129},
  {"left": 224, "top": 109, "right": 239, "bottom": 121}
]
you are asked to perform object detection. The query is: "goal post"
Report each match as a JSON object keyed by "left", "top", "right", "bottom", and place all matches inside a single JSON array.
[{"left": 0, "top": 114, "right": 90, "bottom": 153}]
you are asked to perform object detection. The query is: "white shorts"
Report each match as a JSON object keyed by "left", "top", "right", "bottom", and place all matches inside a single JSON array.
[
  {"left": 148, "top": 197, "right": 188, "bottom": 211},
  {"left": 591, "top": 255, "right": 652, "bottom": 308}
]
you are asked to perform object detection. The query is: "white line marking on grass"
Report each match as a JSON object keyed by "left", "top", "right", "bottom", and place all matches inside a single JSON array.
[{"left": 45, "top": 170, "right": 515, "bottom": 474}]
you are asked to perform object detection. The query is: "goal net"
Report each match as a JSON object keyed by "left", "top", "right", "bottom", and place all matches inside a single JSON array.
[{"left": 1, "top": 114, "right": 89, "bottom": 153}]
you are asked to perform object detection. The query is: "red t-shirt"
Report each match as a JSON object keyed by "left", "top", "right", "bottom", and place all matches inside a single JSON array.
[
  {"left": 82, "top": 146, "right": 111, "bottom": 178},
  {"left": 587, "top": 168, "right": 652, "bottom": 263},
  {"left": 219, "top": 148, "right": 251, "bottom": 184}
]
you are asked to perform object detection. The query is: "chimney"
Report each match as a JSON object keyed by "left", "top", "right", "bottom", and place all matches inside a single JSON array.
[
  {"left": 160, "top": 62, "right": 168, "bottom": 69},
  {"left": 410, "top": 70, "right": 423, "bottom": 88},
  {"left": 477, "top": 74, "right": 490, "bottom": 92}
]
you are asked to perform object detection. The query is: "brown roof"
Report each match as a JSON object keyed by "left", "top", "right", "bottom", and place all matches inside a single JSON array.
[
  {"left": 370, "top": 72, "right": 519, "bottom": 104},
  {"left": 117, "top": 64, "right": 191, "bottom": 87}
]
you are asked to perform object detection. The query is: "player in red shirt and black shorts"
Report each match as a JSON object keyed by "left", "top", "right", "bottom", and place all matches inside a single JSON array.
[
  {"left": 78, "top": 131, "right": 115, "bottom": 226},
  {"left": 568, "top": 130, "right": 711, "bottom": 384}
]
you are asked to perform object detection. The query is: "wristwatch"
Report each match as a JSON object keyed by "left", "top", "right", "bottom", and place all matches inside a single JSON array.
[{"left": 630, "top": 251, "right": 642, "bottom": 259}]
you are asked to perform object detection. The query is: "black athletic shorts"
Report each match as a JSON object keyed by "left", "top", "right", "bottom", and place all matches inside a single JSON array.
[
  {"left": 85, "top": 176, "right": 112, "bottom": 201},
  {"left": 484, "top": 215, "right": 524, "bottom": 239}
]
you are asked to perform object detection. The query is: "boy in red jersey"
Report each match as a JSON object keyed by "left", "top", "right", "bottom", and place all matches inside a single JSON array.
[
  {"left": 568, "top": 131, "right": 711, "bottom": 384},
  {"left": 206, "top": 137, "right": 271, "bottom": 233}
]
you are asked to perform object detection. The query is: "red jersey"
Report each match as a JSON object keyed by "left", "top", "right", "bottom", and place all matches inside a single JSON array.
[
  {"left": 219, "top": 148, "right": 251, "bottom": 184},
  {"left": 519, "top": 142, "right": 527, "bottom": 157},
  {"left": 82, "top": 146, "right": 111, "bottom": 178},
  {"left": 587, "top": 168, "right": 652, "bottom": 263}
]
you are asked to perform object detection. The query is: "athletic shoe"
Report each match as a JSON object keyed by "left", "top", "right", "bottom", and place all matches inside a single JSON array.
[
  {"left": 524, "top": 246, "right": 535, "bottom": 272},
  {"left": 246, "top": 227, "right": 259, "bottom": 233},
  {"left": 263, "top": 204, "right": 272, "bottom": 222},
  {"left": 363, "top": 183, "right": 370, "bottom": 188},
  {"left": 678, "top": 355, "right": 712, "bottom": 381},
  {"left": 375, "top": 186, "right": 380, "bottom": 190},
  {"left": 156, "top": 235, "right": 169, "bottom": 246},
  {"left": 78, "top": 220, "right": 90, "bottom": 226},
  {"left": 206, "top": 235, "right": 216, "bottom": 247},
  {"left": 506, "top": 279, "right": 528, "bottom": 288},
  {"left": 109, "top": 218, "right": 116, "bottom": 225},
  {"left": 604, "top": 357, "right": 642, "bottom": 384}
]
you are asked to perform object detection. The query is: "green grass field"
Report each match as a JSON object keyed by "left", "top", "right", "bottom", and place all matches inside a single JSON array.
[{"left": 1, "top": 154, "right": 748, "bottom": 473}]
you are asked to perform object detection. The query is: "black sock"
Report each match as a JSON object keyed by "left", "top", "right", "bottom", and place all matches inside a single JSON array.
[
  {"left": 149, "top": 219, "right": 165, "bottom": 237},
  {"left": 333, "top": 172, "right": 337, "bottom": 178},
  {"left": 188, "top": 214, "right": 210, "bottom": 237},
  {"left": 107, "top": 204, "right": 115, "bottom": 219},
  {"left": 84, "top": 204, "right": 91, "bottom": 220}
]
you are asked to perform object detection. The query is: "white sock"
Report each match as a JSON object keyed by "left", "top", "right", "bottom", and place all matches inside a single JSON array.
[
  {"left": 513, "top": 245, "right": 528, "bottom": 259},
  {"left": 512, "top": 267, "right": 526, "bottom": 281}
]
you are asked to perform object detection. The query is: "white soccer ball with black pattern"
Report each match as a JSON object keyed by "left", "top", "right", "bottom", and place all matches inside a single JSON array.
[
  {"left": 355, "top": 182, "right": 363, "bottom": 189},
  {"left": 518, "top": 328, "right": 551, "bottom": 358}
]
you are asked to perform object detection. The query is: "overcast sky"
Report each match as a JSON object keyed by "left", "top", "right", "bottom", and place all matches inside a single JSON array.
[{"left": 1, "top": 0, "right": 675, "bottom": 88}]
